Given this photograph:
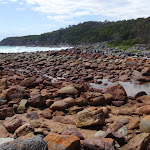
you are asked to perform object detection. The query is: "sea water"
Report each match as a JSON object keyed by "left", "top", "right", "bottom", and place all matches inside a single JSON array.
[{"left": 0, "top": 46, "right": 71, "bottom": 53}]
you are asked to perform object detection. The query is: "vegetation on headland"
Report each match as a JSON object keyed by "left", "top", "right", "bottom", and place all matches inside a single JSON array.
[{"left": 1, "top": 17, "right": 150, "bottom": 46}]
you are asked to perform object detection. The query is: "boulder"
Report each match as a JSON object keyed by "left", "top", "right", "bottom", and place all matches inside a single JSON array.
[
  {"left": 103, "top": 84, "right": 127, "bottom": 102},
  {"left": 3, "top": 116, "right": 22, "bottom": 133},
  {"left": 5, "top": 86, "right": 25, "bottom": 103},
  {"left": 44, "top": 133, "right": 80, "bottom": 150},
  {"left": 103, "top": 93, "right": 113, "bottom": 104},
  {"left": 50, "top": 97, "right": 75, "bottom": 110},
  {"left": 83, "top": 137, "right": 115, "bottom": 150},
  {"left": 76, "top": 107, "right": 105, "bottom": 127}
]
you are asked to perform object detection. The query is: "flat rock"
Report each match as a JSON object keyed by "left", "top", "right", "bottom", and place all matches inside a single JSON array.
[{"left": 76, "top": 107, "right": 105, "bottom": 127}]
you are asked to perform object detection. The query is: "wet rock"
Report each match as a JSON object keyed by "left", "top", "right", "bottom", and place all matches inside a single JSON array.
[
  {"left": 44, "top": 133, "right": 80, "bottom": 150},
  {"left": 61, "top": 127, "right": 84, "bottom": 140},
  {"left": 0, "top": 135, "right": 48, "bottom": 150},
  {"left": 5, "top": 85, "right": 25, "bottom": 103},
  {"left": 140, "top": 115, "right": 150, "bottom": 133},
  {"left": 83, "top": 137, "right": 115, "bottom": 150},
  {"left": 17, "top": 99, "right": 28, "bottom": 114},
  {"left": 76, "top": 107, "right": 105, "bottom": 127},
  {"left": 3, "top": 116, "right": 22, "bottom": 133},
  {"left": 50, "top": 97, "right": 75, "bottom": 111},
  {"left": 28, "top": 94, "right": 44, "bottom": 107},
  {"left": 26, "top": 112, "right": 39, "bottom": 120},
  {"left": 58, "top": 85, "right": 78, "bottom": 95},
  {"left": 103, "top": 84, "right": 127, "bottom": 102}
]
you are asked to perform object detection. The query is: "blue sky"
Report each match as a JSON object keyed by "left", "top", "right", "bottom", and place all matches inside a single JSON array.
[{"left": 0, "top": 0, "right": 150, "bottom": 40}]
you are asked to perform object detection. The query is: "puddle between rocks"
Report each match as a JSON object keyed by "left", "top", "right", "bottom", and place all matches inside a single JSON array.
[{"left": 89, "top": 79, "right": 150, "bottom": 97}]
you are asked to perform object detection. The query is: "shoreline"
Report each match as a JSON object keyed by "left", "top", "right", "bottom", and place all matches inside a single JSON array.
[{"left": 0, "top": 47, "right": 150, "bottom": 149}]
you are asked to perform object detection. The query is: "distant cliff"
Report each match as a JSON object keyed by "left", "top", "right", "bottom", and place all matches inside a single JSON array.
[{"left": 1, "top": 17, "right": 150, "bottom": 46}]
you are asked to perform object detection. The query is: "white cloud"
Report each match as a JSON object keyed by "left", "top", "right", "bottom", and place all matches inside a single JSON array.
[{"left": 7, "top": 0, "right": 150, "bottom": 22}]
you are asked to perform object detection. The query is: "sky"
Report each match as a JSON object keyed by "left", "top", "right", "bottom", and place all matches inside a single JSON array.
[{"left": 0, "top": 0, "right": 150, "bottom": 41}]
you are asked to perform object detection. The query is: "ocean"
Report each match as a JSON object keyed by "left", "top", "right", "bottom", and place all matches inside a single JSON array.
[{"left": 0, "top": 46, "right": 71, "bottom": 53}]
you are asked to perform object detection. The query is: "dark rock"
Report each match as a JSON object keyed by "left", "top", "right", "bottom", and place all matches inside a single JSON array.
[{"left": 28, "top": 94, "right": 45, "bottom": 107}]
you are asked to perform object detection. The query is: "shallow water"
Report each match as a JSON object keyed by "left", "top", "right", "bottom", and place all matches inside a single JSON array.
[
  {"left": 0, "top": 46, "right": 71, "bottom": 53},
  {"left": 89, "top": 79, "right": 150, "bottom": 96}
]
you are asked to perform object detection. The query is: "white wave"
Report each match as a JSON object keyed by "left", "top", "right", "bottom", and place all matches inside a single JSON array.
[{"left": 0, "top": 46, "right": 71, "bottom": 53}]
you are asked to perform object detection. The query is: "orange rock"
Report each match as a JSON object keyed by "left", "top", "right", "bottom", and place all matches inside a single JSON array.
[{"left": 45, "top": 133, "right": 80, "bottom": 150}]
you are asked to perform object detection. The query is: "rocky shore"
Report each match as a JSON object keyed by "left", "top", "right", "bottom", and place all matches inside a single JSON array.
[{"left": 0, "top": 46, "right": 150, "bottom": 150}]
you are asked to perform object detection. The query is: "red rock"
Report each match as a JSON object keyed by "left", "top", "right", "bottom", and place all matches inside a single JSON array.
[
  {"left": 39, "top": 108, "right": 52, "bottom": 119},
  {"left": 44, "top": 133, "right": 81, "bottom": 150},
  {"left": 3, "top": 116, "right": 22, "bottom": 133},
  {"left": 103, "top": 84, "right": 127, "bottom": 102},
  {"left": 5, "top": 85, "right": 25, "bottom": 103},
  {"left": 28, "top": 94, "right": 45, "bottom": 107},
  {"left": 50, "top": 97, "right": 75, "bottom": 111}
]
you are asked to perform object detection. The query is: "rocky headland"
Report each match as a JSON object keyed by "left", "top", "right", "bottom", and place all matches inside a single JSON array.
[{"left": 0, "top": 45, "right": 150, "bottom": 150}]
